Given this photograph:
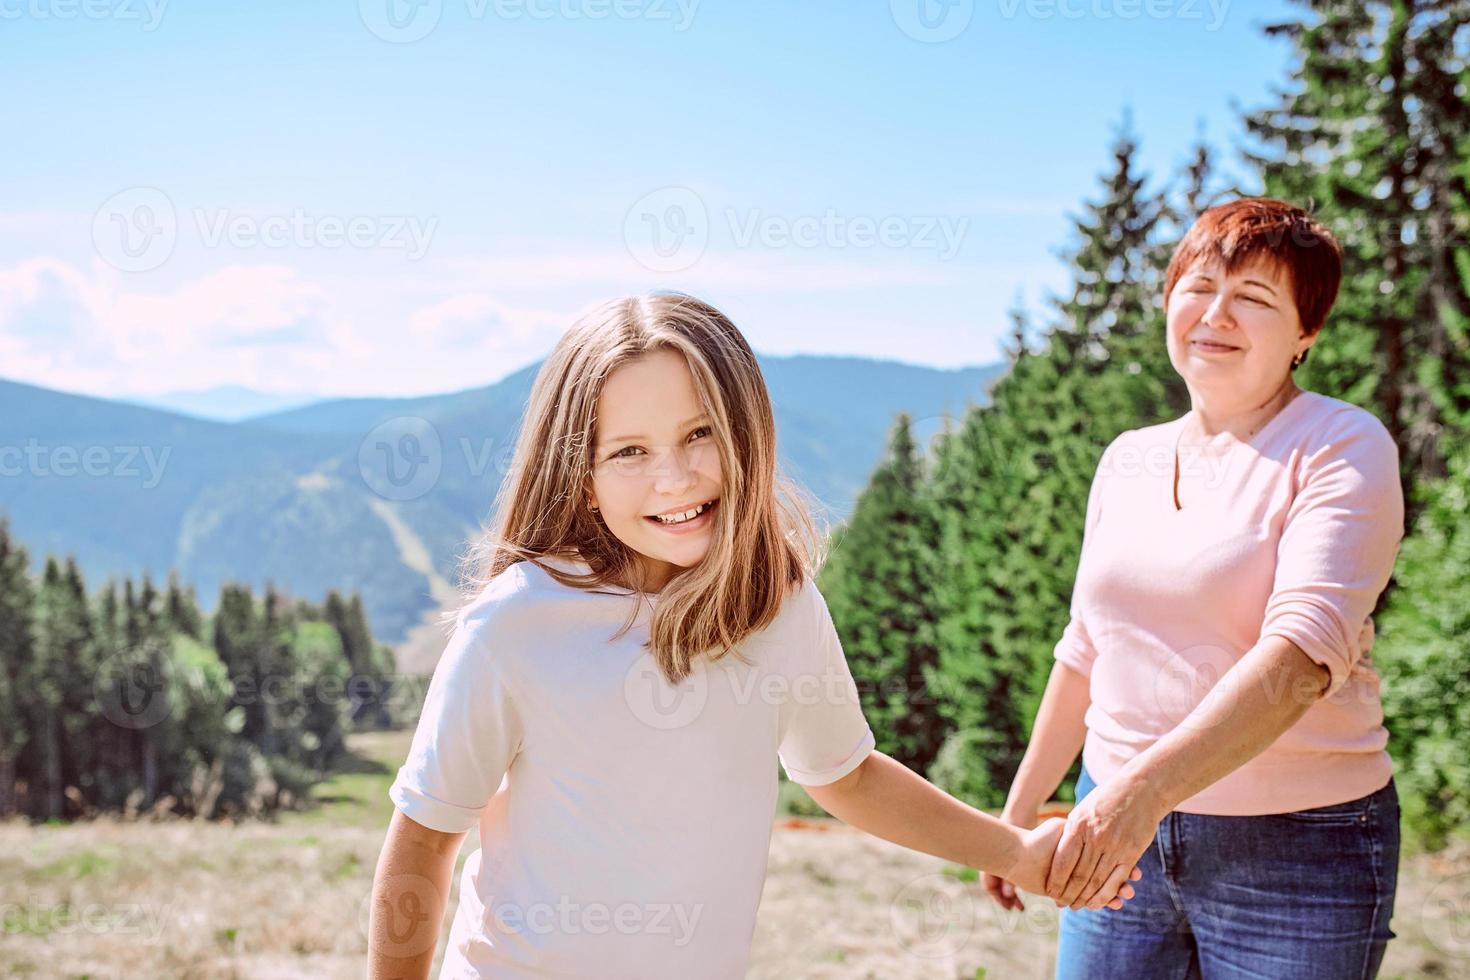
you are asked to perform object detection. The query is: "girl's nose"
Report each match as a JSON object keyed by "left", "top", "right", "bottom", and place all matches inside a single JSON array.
[{"left": 651, "top": 445, "right": 697, "bottom": 493}]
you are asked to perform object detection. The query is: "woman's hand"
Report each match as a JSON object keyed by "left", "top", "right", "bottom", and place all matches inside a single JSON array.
[
  {"left": 982, "top": 803, "right": 1038, "bottom": 911},
  {"left": 996, "top": 815, "right": 1140, "bottom": 912},
  {"left": 1045, "top": 776, "right": 1163, "bottom": 911}
]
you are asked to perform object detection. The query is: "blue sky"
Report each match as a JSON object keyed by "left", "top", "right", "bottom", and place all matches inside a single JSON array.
[{"left": 0, "top": 0, "right": 1296, "bottom": 400}]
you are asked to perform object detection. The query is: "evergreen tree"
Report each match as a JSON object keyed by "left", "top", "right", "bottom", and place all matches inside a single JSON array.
[
  {"left": 327, "top": 591, "right": 393, "bottom": 727},
  {"left": 214, "top": 583, "right": 267, "bottom": 749},
  {"left": 35, "top": 558, "right": 90, "bottom": 818},
  {"left": 1245, "top": 0, "right": 1470, "bottom": 486},
  {"left": 819, "top": 415, "right": 947, "bottom": 774},
  {"left": 0, "top": 519, "right": 37, "bottom": 817},
  {"left": 165, "top": 570, "right": 204, "bottom": 640}
]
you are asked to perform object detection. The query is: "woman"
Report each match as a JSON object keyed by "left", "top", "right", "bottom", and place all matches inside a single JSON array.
[{"left": 982, "top": 197, "right": 1405, "bottom": 979}]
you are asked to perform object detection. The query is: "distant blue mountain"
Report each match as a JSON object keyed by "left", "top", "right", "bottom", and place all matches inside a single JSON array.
[{"left": 120, "top": 384, "right": 326, "bottom": 423}]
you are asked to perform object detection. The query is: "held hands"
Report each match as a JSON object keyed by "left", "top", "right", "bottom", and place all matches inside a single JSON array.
[
  {"left": 983, "top": 805, "right": 1144, "bottom": 913},
  {"left": 1043, "top": 776, "right": 1162, "bottom": 911}
]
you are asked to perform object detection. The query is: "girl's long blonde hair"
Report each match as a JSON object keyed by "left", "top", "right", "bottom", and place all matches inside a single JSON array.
[{"left": 448, "top": 292, "right": 824, "bottom": 684}]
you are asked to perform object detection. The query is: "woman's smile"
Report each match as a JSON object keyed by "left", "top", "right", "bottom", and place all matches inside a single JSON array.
[{"left": 1190, "top": 338, "right": 1243, "bottom": 355}]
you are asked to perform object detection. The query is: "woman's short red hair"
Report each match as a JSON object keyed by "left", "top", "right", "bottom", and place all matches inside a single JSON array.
[{"left": 1164, "top": 197, "right": 1343, "bottom": 335}]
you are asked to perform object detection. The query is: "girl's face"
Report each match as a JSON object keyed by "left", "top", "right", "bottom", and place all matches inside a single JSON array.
[
  {"left": 588, "top": 348, "right": 723, "bottom": 593},
  {"left": 1165, "top": 256, "right": 1315, "bottom": 403}
]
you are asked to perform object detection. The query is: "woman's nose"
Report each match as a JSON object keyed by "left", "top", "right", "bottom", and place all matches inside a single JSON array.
[{"left": 1203, "top": 294, "right": 1236, "bottom": 330}]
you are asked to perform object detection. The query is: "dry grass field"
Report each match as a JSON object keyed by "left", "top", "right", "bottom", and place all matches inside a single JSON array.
[{"left": 3, "top": 730, "right": 1467, "bottom": 979}]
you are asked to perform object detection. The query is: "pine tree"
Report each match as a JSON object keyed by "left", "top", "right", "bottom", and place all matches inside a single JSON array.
[
  {"left": 819, "top": 415, "right": 947, "bottom": 774},
  {"left": 35, "top": 558, "right": 90, "bottom": 818},
  {"left": 214, "top": 583, "right": 267, "bottom": 749},
  {"left": 165, "top": 570, "right": 204, "bottom": 640},
  {"left": 57, "top": 558, "right": 97, "bottom": 811},
  {"left": 0, "top": 518, "right": 37, "bottom": 817},
  {"left": 327, "top": 591, "right": 391, "bottom": 727},
  {"left": 1245, "top": 0, "right": 1470, "bottom": 486}
]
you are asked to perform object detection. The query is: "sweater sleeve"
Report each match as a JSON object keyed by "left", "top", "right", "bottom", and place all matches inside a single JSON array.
[
  {"left": 1259, "top": 411, "right": 1404, "bottom": 698},
  {"left": 1052, "top": 436, "right": 1114, "bottom": 679}
]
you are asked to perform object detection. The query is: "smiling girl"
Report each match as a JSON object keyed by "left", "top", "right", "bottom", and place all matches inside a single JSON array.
[{"left": 366, "top": 292, "right": 1139, "bottom": 979}]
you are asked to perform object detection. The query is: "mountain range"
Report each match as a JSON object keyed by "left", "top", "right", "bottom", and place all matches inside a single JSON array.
[{"left": 0, "top": 355, "right": 1003, "bottom": 667}]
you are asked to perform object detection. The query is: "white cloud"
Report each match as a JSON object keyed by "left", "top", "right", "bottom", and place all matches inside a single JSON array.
[
  {"left": 0, "top": 258, "right": 350, "bottom": 397},
  {"left": 0, "top": 256, "right": 574, "bottom": 399}
]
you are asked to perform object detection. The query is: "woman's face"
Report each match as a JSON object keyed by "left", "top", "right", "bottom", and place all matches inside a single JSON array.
[
  {"left": 1166, "top": 256, "right": 1315, "bottom": 403},
  {"left": 588, "top": 348, "right": 723, "bottom": 593}
]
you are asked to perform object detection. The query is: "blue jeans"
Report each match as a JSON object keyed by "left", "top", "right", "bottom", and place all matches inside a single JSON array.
[{"left": 1055, "top": 764, "right": 1400, "bottom": 980}]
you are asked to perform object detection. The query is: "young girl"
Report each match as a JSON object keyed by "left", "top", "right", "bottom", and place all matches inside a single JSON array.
[{"left": 367, "top": 292, "right": 1140, "bottom": 979}]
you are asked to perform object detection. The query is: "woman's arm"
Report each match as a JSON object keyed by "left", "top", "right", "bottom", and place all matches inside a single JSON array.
[
  {"left": 1000, "top": 660, "right": 1092, "bottom": 820},
  {"left": 979, "top": 660, "right": 1092, "bottom": 910},
  {"left": 367, "top": 809, "right": 468, "bottom": 980},
  {"left": 1046, "top": 635, "right": 1328, "bottom": 909},
  {"left": 1118, "top": 635, "right": 1328, "bottom": 812}
]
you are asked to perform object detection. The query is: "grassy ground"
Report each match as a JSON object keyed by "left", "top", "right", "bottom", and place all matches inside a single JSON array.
[{"left": 2, "top": 730, "right": 1467, "bottom": 978}]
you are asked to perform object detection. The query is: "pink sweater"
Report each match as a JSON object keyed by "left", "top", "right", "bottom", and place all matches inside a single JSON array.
[{"left": 1054, "top": 391, "right": 1404, "bottom": 815}]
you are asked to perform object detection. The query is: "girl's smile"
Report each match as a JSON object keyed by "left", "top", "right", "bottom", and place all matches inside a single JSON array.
[{"left": 645, "top": 498, "right": 719, "bottom": 532}]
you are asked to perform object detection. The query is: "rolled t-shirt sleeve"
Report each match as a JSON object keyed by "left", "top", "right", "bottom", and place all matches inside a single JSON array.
[
  {"left": 1053, "top": 437, "right": 1112, "bottom": 679},
  {"left": 1260, "top": 412, "right": 1405, "bottom": 698},
  {"left": 777, "top": 581, "right": 876, "bottom": 786},
  {"left": 389, "top": 602, "right": 526, "bottom": 833}
]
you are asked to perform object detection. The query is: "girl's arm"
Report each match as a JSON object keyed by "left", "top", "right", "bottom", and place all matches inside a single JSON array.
[
  {"left": 802, "top": 748, "right": 1137, "bottom": 907},
  {"left": 367, "top": 809, "right": 468, "bottom": 980}
]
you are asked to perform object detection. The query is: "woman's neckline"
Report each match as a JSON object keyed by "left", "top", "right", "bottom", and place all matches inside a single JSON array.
[{"left": 1170, "top": 388, "right": 1317, "bottom": 511}]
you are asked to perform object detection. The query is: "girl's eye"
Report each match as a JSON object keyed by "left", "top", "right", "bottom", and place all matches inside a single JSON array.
[{"left": 602, "top": 426, "right": 705, "bottom": 461}]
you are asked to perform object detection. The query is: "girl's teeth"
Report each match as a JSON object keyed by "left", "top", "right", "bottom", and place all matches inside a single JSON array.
[{"left": 655, "top": 501, "right": 711, "bottom": 524}]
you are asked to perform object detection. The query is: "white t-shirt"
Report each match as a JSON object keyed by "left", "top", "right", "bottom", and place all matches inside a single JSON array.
[{"left": 388, "top": 554, "right": 876, "bottom": 979}]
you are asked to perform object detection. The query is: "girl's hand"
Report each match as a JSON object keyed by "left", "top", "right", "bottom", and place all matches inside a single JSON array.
[{"left": 982, "top": 804, "right": 1038, "bottom": 911}]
